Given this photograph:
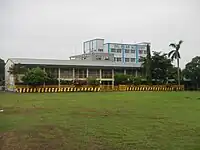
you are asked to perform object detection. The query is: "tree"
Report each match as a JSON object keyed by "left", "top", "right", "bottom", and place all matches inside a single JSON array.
[
  {"left": 8, "top": 64, "right": 27, "bottom": 83},
  {"left": 141, "top": 51, "right": 173, "bottom": 84},
  {"left": 182, "top": 56, "right": 200, "bottom": 89},
  {"left": 146, "top": 44, "right": 152, "bottom": 84},
  {"left": 168, "top": 40, "right": 183, "bottom": 85},
  {"left": 45, "top": 71, "right": 58, "bottom": 85},
  {"left": 22, "top": 67, "right": 48, "bottom": 86},
  {"left": 0, "top": 59, "right": 5, "bottom": 84}
]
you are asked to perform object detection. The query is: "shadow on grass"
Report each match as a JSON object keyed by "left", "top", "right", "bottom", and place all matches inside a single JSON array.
[{"left": 0, "top": 125, "right": 115, "bottom": 150}]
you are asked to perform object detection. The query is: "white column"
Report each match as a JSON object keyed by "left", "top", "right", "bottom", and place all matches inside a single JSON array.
[
  {"left": 112, "top": 69, "right": 114, "bottom": 88},
  {"left": 86, "top": 68, "right": 89, "bottom": 78},
  {"left": 135, "top": 69, "right": 138, "bottom": 77},
  {"left": 43, "top": 68, "right": 46, "bottom": 87},
  {"left": 99, "top": 69, "right": 102, "bottom": 84},
  {"left": 58, "top": 68, "right": 60, "bottom": 88},
  {"left": 124, "top": 69, "right": 126, "bottom": 75}
]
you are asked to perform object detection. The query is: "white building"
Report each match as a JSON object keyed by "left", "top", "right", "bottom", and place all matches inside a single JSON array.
[
  {"left": 5, "top": 38, "right": 149, "bottom": 91},
  {"left": 83, "top": 39, "right": 149, "bottom": 63}
]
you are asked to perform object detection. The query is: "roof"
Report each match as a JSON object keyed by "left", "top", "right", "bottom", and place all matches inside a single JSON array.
[
  {"left": 8, "top": 58, "right": 141, "bottom": 68},
  {"left": 104, "top": 42, "right": 150, "bottom": 46}
]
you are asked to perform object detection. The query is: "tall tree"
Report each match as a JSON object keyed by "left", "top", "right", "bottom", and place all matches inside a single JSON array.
[
  {"left": 168, "top": 40, "right": 183, "bottom": 85},
  {"left": 0, "top": 59, "right": 5, "bottom": 85},
  {"left": 146, "top": 44, "right": 152, "bottom": 84},
  {"left": 182, "top": 56, "right": 200, "bottom": 89},
  {"left": 141, "top": 51, "right": 173, "bottom": 84}
]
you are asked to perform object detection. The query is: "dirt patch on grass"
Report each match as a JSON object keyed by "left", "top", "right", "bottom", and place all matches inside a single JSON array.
[
  {"left": 0, "top": 125, "right": 113, "bottom": 150},
  {"left": 71, "top": 108, "right": 113, "bottom": 118},
  {"left": 2, "top": 106, "right": 46, "bottom": 115}
]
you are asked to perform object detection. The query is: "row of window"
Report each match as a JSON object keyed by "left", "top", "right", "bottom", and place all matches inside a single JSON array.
[
  {"left": 111, "top": 44, "right": 136, "bottom": 49},
  {"left": 114, "top": 57, "right": 136, "bottom": 62},
  {"left": 111, "top": 44, "right": 147, "bottom": 49},
  {"left": 111, "top": 48, "right": 146, "bottom": 54}
]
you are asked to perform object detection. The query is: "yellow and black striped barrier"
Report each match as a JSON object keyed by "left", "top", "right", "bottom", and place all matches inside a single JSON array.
[
  {"left": 16, "top": 87, "right": 101, "bottom": 93},
  {"left": 15, "top": 85, "right": 184, "bottom": 93},
  {"left": 125, "top": 86, "right": 184, "bottom": 91}
]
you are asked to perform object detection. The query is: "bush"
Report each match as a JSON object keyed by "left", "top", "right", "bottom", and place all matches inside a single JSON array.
[
  {"left": 22, "top": 67, "right": 47, "bottom": 86},
  {"left": 87, "top": 78, "right": 100, "bottom": 86},
  {"left": 133, "top": 76, "right": 142, "bottom": 85},
  {"left": 60, "top": 80, "right": 73, "bottom": 85},
  {"left": 114, "top": 74, "right": 129, "bottom": 85},
  {"left": 73, "top": 79, "right": 87, "bottom": 86}
]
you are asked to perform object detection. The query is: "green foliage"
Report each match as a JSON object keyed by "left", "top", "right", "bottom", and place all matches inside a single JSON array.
[
  {"left": 22, "top": 67, "right": 48, "bottom": 86},
  {"left": 146, "top": 44, "right": 152, "bottom": 83},
  {"left": 73, "top": 79, "right": 87, "bottom": 85},
  {"left": 168, "top": 40, "right": 183, "bottom": 85},
  {"left": 114, "top": 74, "right": 130, "bottom": 85},
  {"left": 87, "top": 78, "right": 100, "bottom": 86},
  {"left": 133, "top": 76, "right": 142, "bottom": 85},
  {"left": 0, "top": 58, "right": 5, "bottom": 83},
  {"left": 114, "top": 74, "right": 144, "bottom": 85},
  {"left": 45, "top": 71, "right": 58, "bottom": 85},
  {"left": 60, "top": 80, "right": 73, "bottom": 85},
  {"left": 8, "top": 64, "right": 27, "bottom": 83},
  {"left": 141, "top": 51, "right": 173, "bottom": 84},
  {"left": 182, "top": 56, "right": 200, "bottom": 88}
]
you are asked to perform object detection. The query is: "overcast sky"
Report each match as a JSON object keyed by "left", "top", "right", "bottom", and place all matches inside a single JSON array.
[{"left": 0, "top": 0, "right": 200, "bottom": 68}]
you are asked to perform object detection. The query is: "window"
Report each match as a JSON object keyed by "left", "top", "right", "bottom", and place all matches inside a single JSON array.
[
  {"left": 125, "top": 49, "right": 130, "bottom": 53},
  {"left": 139, "top": 50, "right": 143, "bottom": 54},
  {"left": 139, "top": 56, "right": 143, "bottom": 62},
  {"left": 125, "top": 58, "right": 130, "bottom": 62},
  {"left": 117, "top": 49, "right": 122, "bottom": 53},
  {"left": 125, "top": 45, "right": 130, "bottom": 48},
  {"left": 131, "top": 50, "right": 135, "bottom": 53},
  {"left": 143, "top": 50, "right": 147, "bottom": 54},
  {"left": 131, "top": 58, "right": 136, "bottom": 62},
  {"left": 117, "top": 57, "right": 122, "bottom": 62},
  {"left": 96, "top": 56, "right": 101, "bottom": 60},
  {"left": 111, "top": 48, "right": 116, "bottom": 53},
  {"left": 98, "top": 49, "right": 103, "bottom": 52}
]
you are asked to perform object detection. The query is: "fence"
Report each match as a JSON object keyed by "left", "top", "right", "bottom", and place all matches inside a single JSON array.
[{"left": 15, "top": 85, "right": 184, "bottom": 93}]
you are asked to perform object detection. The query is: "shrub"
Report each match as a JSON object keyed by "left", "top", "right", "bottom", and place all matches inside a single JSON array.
[
  {"left": 87, "top": 78, "right": 100, "bottom": 86},
  {"left": 22, "top": 67, "right": 47, "bottom": 86}
]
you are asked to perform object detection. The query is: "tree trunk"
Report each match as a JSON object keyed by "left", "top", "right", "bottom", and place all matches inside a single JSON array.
[{"left": 177, "top": 58, "right": 180, "bottom": 86}]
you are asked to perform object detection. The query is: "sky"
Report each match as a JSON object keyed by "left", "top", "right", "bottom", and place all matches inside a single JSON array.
[{"left": 0, "top": 0, "right": 200, "bottom": 68}]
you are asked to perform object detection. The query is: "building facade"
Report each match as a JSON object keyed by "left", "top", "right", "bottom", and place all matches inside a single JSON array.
[
  {"left": 76, "top": 38, "right": 149, "bottom": 63},
  {"left": 104, "top": 42, "right": 148, "bottom": 63},
  {"left": 5, "top": 58, "right": 141, "bottom": 91},
  {"left": 5, "top": 38, "right": 149, "bottom": 91}
]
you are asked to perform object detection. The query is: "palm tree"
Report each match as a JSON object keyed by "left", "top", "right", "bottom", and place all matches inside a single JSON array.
[{"left": 168, "top": 40, "right": 183, "bottom": 85}]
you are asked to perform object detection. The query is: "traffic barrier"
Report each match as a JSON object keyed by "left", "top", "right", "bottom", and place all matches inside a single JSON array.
[
  {"left": 16, "top": 87, "right": 101, "bottom": 93},
  {"left": 15, "top": 85, "right": 184, "bottom": 93}
]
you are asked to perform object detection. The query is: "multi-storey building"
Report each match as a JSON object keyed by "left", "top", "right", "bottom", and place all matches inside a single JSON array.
[
  {"left": 5, "top": 38, "right": 149, "bottom": 91},
  {"left": 82, "top": 38, "right": 148, "bottom": 63},
  {"left": 104, "top": 42, "right": 148, "bottom": 63}
]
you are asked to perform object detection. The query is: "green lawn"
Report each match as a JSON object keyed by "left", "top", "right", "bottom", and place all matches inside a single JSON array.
[{"left": 1, "top": 92, "right": 200, "bottom": 150}]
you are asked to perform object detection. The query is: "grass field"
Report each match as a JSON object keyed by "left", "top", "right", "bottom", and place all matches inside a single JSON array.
[{"left": 1, "top": 92, "right": 200, "bottom": 150}]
